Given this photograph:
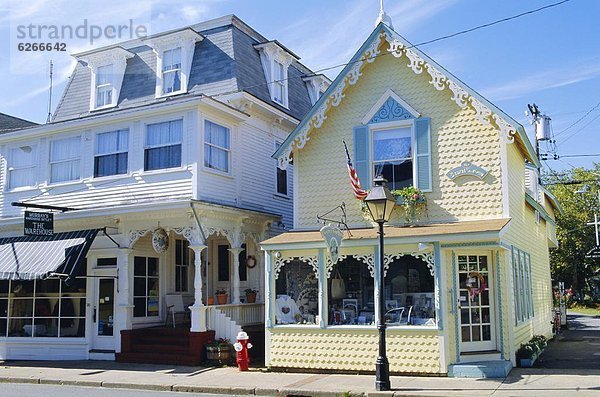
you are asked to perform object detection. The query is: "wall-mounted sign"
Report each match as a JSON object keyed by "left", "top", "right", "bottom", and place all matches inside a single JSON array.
[
  {"left": 24, "top": 211, "right": 54, "bottom": 236},
  {"left": 586, "top": 246, "right": 600, "bottom": 260},
  {"left": 320, "top": 223, "right": 343, "bottom": 263},
  {"left": 446, "top": 161, "right": 489, "bottom": 181}
]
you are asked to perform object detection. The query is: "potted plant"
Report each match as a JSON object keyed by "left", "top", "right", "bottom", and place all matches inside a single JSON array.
[
  {"left": 392, "top": 186, "right": 427, "bottom": 224},
  {"left": 245, "top": 288, "right": 258, "bottom": 303},
  {"left": 215, "top": 289, "right": 228, "bottom": 305},
  {"left": 516, "top": 342, "right": 537, "bottom": 367},
  {"left": 205, "top": 338, "right": 232, "bottom": 364}
]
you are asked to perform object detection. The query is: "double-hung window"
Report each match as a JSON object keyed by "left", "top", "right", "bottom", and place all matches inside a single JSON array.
[
  {"left": 372, "top": 126, "right": 413, "bottom": 190},
  {"left": 204, "top": 120, "right": 230, "bottom": 173},
  {"left": 162, "top": 48, "right": 182, "bottom": 94},
  {"left": 275, "top": 142, "right": 287, "bottom": 195},
  {"left": 174, "top": 239, "right": 189, "bottom": 293},
  {"left": 94, "top": 129, "right": 128, "bottom": 177},
  {"left": 273, "top": 61, "right": 285, "bottom": 105},
  {"left": 144, "top": 120, "right": 182, "bottom": 171},
  {"left": 8, "top": 145, "right": 37, "bottom": 189},
  {"left": 50, "top": 136, "right": 81, "bottom": 183},
  {"left": 95, "top": 65, "right": 113, "bottom": 108}
]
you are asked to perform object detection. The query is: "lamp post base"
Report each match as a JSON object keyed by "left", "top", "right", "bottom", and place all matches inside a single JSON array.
[{"left": 375, "top": 355, "right": 391, "bottom": 391}]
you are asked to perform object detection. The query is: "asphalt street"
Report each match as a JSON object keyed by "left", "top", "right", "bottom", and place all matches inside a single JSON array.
[
  {"left": 0, "top": 383, "right": 234, "bottom": 397},
  {"left": 536, "top": 312, "right": 600, "bottom": 369}
]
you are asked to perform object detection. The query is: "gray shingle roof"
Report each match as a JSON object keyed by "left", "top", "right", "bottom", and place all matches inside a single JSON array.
[
  {"left": 52, "top": 15, "right": 315, "bottom": 123},
  {"left": 0, "top": 113, "right": 38, "bottom": 133}
]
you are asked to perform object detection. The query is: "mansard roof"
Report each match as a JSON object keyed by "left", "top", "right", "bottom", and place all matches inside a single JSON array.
[
  {"left": 52, "top": 15, "right": 314, "bottom": 123},
  {"left": 273, "top": 23, "right": 539, "bottom": 168}
]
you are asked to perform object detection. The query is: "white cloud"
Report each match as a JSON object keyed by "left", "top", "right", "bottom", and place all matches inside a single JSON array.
[{"left": 482, "top": 61, "right": 600, "bottom": 101}]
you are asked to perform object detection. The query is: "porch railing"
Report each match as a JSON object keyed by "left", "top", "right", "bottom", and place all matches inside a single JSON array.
[{"left": 213, "top": 303, "right": 264, "bottom": 326}]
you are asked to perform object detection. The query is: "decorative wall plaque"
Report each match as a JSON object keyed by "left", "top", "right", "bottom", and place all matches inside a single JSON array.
[
  {"left": 152, "top": 228, "right": 169, "bottom": 254},
  {"left": 446, "top": 161, "right": 489, "bottom": 181}
]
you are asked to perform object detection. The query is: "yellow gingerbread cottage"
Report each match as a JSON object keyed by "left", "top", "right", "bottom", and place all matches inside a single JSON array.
[{"left": 261, "top": 17, "right": 561, "bottom": 377}]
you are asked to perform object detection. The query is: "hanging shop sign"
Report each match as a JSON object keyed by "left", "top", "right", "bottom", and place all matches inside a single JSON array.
[
  {"left": 320, "top": 223, "right": 343, "bottom": 264},
  {"left": 446, "top": 161, "right": 489, "bottom": 181},
  {"left": 586, "top": 246, "right": 600, "bottom": 260},
  {"left": 152, "top": 228, "right": 169, "bottom": 254},
  {"left": 24, "top": 211, "right": 54, "bottom": 236}
]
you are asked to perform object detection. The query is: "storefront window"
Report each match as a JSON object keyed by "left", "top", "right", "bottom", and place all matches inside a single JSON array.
[
  {"left": 274, "top": 259, "right": 318, "bottom": 325},
  {"left": 328, "top": 256, "right": 374, "bottom": 326},
  {"left": 0, "top": 278, "right": 86, "bottom": 338},
  {"left": 133, "top": 256, "right": 160, "bottom": 317},
  {"left": 384, "top": 255, "right": 436, "bottom": 326}
]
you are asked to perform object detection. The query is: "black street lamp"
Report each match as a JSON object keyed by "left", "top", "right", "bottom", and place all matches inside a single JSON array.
[{"left": 363, "top": 176, "right": 396, "bottom": 391}]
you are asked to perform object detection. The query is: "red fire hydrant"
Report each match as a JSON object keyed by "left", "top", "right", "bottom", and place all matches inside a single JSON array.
[{"left": 233, "top": 331, "right": 252, "bottom": 371}]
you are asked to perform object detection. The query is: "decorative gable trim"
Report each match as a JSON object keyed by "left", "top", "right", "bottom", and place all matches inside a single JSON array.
[
  {"left": 361, "top": 88, "right": 420, "bottom": 124},
  {"left": 77, "top": 46, "right": 134, "bottom": 111},
  {"left": 274, "top": 24, "right": 539, "bottom": 170},
  {"left": 144, "top": 28, "right": 203, "bottom": 98}
]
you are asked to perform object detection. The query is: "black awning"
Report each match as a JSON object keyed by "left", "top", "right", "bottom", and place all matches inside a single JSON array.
[{"left": 0, "top": 229, "right": 100, "bottom": 280}]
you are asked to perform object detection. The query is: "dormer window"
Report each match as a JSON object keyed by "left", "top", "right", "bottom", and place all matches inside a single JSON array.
[
  {"left": 303, "top": 74, "right": 331, "bottom": 105},
  {"left": 254, "top": 41, "right": 298, "bottom": 109},
  {"left": 273, "top": 61, "right": 286, "bottom": 105},
  {"left": 95, "top": 64, "right": 114, "bottom": 108},
  {"left": 145, "top": 28, "right": 203, "bottom": 98},
  {"left": 77, "top": 46, "right": 134, "bottom": 111},
  {"left": 162, "top": 47, "right": 182, "bottom": 94}
]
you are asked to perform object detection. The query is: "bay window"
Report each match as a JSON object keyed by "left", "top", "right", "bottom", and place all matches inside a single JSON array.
[
  {"left": 94, "top": 129, "right": 128, "bottom": 177},
  {"left": 162, "top": 48, "right": 182, "bottom": 94},
  {"left": 204, "top": 120, "right": 230, "bottom": 173},
  {"left": 372, "top": 126, "right": 413, "bottom": 190},
  {"left": 95, "top": 64, "right": 114, "bottom": 108},
  {"left": 50, "top": 136, "right": 81, "bottom": 183},
  {"left": 144, "top": 119, "right": 182, "bottom": 171},
  {"left": 8, "top": 145, "right": 37, "bottom": 189}
]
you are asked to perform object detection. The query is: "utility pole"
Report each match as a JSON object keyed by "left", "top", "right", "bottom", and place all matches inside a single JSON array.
[{"left": 46, "top": 60, "right": 53, "bottom": 124}]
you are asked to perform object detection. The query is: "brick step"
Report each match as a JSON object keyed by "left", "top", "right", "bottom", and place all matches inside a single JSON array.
[
  {"left": 115, "top": 351, "right": 202, "bottom": 366},
  {"left": 134, "top": 336, "right": 189, "bottom": 346},
  {"left": 130, "top": 343, "right": 191, "bottom": 353}
]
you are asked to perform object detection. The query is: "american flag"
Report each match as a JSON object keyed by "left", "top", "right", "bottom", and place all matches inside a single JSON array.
[{"left": 343, "top": 140, "right": 368, "bottom": 200}]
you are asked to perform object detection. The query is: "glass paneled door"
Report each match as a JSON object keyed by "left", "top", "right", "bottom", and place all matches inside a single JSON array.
[
  {"left": 92, "top": 278, "right": 115, "bottom": 351},
  {"left": 457, "top": 254, "right": 496, "bottom": 352}
]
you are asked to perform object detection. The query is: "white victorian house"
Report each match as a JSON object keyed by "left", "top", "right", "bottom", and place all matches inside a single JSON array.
[{"left": 0, "top": 15, "right": 328, "bottom": 363}]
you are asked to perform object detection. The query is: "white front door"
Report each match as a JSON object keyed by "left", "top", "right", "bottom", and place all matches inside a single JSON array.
[
  {"left": 91, "top": 278, "right": 115, "bottom": 351},
  {"left": 457, "top": 253, "right": 496, "bottom": 353}
]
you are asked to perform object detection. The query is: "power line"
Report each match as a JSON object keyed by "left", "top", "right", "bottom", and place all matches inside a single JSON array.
[
  {"left": 560, "top": 153, "right": 600, "bottom": 158},
  {"left": 214, "top": 0, "right": 575, "bottom": 99},
  {"left": 554, "top": 100, "right": 600, "bottom": 138},
  {"left": 559, "top": 113, "right": 600, "bottom": 145}
]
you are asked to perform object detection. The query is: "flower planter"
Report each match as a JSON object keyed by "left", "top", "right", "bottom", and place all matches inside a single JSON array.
[
  {"left": 519, "top": 353, "right": 538, "bottom": 368},
  {"left": 246, "top": 292, "right": 257, "bottom": 303},
  {"left": 206, "top": 345, "right": 231, "bottom": 363},
  {"left": 216, "top": 293, "right": 228, "bottom": 305}
]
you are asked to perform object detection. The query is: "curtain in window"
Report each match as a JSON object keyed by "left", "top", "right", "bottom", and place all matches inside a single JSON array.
[
  {"left": 163, "top": 48, "right": 182, "bottom": 93},
  {"left": 9, "top": 146, "right": 36, "bottom": 188},
  {"left": 96, "top": 65, "right": 113, "bottom": 107},
  {"left": 373, "top": 127, "right": 411, "bottom": 161},
  {"left": 50, "top": 137, "right": 80, "bottom": 183},
  {"left": 96, "top": 65, "right": 112, "bottom": 86},
  {"left": 96, "top": 130, "right": 128, "bottom": 154},
  {"left": 144, "top": 120, "right": 182, "bottom": 170},
  {"left": 204, "top": 121, "right": 229, "bottom": 172}
]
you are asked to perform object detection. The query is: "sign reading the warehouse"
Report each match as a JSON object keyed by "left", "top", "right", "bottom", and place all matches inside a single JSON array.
[
  {"left": 446, "top": 161, "right": 489, "bottom": 181},
  {"left": 24, "top": 211, "right": 54, "bottom": 236}
]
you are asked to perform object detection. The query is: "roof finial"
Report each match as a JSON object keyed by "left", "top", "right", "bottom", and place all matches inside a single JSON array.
[{"left": 375, "top": 0, "right": 394, "bottom": 29}]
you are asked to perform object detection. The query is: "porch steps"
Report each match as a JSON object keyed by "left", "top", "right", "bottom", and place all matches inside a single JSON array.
[
  {"left": 116, "top": 327, "right": 215, "bottom": 366},
  {"left": 448, "top": 360, "right": 513, "bottom": 378}
]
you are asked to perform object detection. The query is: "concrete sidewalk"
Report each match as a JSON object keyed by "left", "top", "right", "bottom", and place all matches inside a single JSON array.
[{"left": 0, "top": 361, "right": 599, "bottom": 396}]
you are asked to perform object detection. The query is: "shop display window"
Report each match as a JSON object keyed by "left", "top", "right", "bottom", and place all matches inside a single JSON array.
[{"left": 274, "top": 259, "right": 318, "bottom": 325}]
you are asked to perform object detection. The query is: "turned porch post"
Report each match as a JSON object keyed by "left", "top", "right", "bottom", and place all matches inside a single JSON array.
[
  {"left": 189, "top": 244, "right": 207, "bottom": 332},
  {"left": 228, "top": 246, "right": 245, "bottom": 304}
]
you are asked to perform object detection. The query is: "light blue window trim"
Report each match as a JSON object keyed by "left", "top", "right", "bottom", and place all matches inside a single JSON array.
[
  {"left": 527, "top": 253, "right": 535, "bottom": 317},
  {"left": 451, "top": 251, "right": 460, "bottom": 363},
  {"left": 369, "top": 97, "right": 414, "bottom": 124},
  {"left": 512, "top": 246, "right": 519, "bottom": 325},
  {"left": 513, "top": 246, "right": 534, "bottom": 324},
  {"left": 495, "top": 251, "right": 504, "bottom": 358}
]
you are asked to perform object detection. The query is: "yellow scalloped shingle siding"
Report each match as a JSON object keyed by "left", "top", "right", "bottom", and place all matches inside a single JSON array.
[
  {"left": 501, "top": 143, "right": 553, "bottom": 351},
  {"left": 268, "top": 328, "right": 441, "bottom": 373},
  {"left": 295, "top": 45, "right": 504, "bottom": 229}
]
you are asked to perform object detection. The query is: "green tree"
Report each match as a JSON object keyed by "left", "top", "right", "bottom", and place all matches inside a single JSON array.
[{"left": 544, "top": 165, "right": 600, "bottom": 293}]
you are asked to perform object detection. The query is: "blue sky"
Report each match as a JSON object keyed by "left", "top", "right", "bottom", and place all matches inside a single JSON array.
[{"left": 1, "top": 0, "right": 598, "bottom": 173}]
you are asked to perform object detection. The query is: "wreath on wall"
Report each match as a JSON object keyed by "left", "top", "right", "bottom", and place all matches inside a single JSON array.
[{"left": 466, "top": 272, "right": 487, "bottom": 300}]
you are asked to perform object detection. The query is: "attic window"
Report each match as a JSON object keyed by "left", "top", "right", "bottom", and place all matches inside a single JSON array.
[
  {"left": 254, "top": 41, "right": 297, "bottom": 109},
  {"left": 303, "top": 75, "right": 330, "bottom": 105},
  {"left": 145, "top": 28, "right": 203, "bottom": 98},
  {"left": 78, "top": 47, "right": 134, "bottom": 112}
]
